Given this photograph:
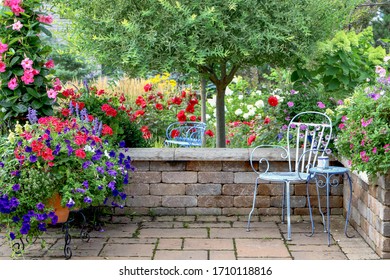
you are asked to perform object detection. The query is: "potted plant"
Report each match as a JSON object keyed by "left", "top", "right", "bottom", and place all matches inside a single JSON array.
[
  {"left": 0, "top": 107, "right": 133, "bottom": 256},
  {"left": 335, "top": 57, "right": 390, "bottom": 179}
]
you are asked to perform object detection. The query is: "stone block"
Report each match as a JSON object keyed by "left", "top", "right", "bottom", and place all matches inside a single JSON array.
[
  {"left": 222, "top": 161, "right": 252, "bottom": 172},
  {"left": 126, "top": 196, "right": 161, "bottom": 207},
  {"left": 382, "top": 222, "right": 390, "bottom": 237},
  {"left": 234, "top": 172, "right": 257, "bottom": 184},
  {"left": 162, "top": 171, "right": 197, "bottom": 183},
  {"left": 186, "top": 184, "right": 221, "bottom": 195},
  {"left": 131, "top": 171, "right": 161, "bottom": 183},
  {"left": 222, "top": 184, "right": 257, "bottom": 196},
  {"left": 150, "top": 183, "right": 186, "bottom": 195},
  {"left": 150, "top": 161, "right": 186, "bottom": 171},
  {"left": 152, "top": 207, "right": 186, "bottom": 216},
  {"left": 198, "top": 196, "right": 234, "bottom": 208},
  {"left": 162, "top": 196, "right": 197, "bottom": 207},
  {"left": 198, "top": 172, "right": 234, "bottom": 183},
  {"left": 186, "top": 161, "right": 222, "bottom": 171},
  {"left": 186, "top": 208, "right": 222, "bottom": 215},
  {"left": 233, "top": 196, "right": 270, "bottom": 208},
  {"left": 126, "top": 207, "right": 150, "bottom": 215},
  {"left": 131, "top": 160, "right": 150, "bottom": 171},
  {"left": 125, "top": 183, "right": 149, "bottom": 196}
]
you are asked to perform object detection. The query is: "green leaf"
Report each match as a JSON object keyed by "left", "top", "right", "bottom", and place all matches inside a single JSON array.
[
  {"left": 34, "top": 76, "right": 44, "bottom": 87},
  {"left": 326, "top": 79, "right": 340, "bottom": 91},
  {"left": 324, "top": 66, "right": 339, "bottom": 76},
  {"left": 40, "top": 26, "right": 52, "bottom": 37},
  {"left": 31, "top": 100, "right": 43, "bottom": 109},
  {"left": 42, "top": 106, "right": 53, "bottom": 116},
  {"left": 9, "top": 56, "right": 20, "bottom": 67},
  {"left": 0, "top": 100, "right": 13, "bottom": 107},
  {"left": 1, "top": 71, "right": 12, "bottom": 80},
  {"left": 22, "top": 94, "right": 33, "bottom": 102},
  {"left": 12, "top": 104, "right": 28, "bottom": 113},
  {"left": 26, "top": 87, "right": 41, "bottom": 98},
  {"left": 12, "top": 68, "right": 24, "bottom": 76},
  {"left": 290, "top": 70, "right": 299, "bottom": 82}
]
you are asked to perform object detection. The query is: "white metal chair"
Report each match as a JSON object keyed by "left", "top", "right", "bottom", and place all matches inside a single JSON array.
[{"left": 247, "top": 111, "right": 332, "bottom": 240}]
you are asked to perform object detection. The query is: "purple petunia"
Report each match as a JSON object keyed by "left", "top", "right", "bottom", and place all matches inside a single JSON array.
[
  {"left": 108, "top": 181, "right": 116, "bottom": 190},
  {"left": 25, "top": 146, "right": 32, "bottom": 153},
  {"left": 12, "top": 184, "right": 20, "bottom": 191},
  {"left": 106, "top": 161, "right": 114, "bottom": 169},
  {"left": 66, "top": 198, "right": 75, "bottom": 208},
  {"left": 29, "top": 155, "right": 37, "bottom": 163},
  {"left": 108, "top": 170, "right": 117, "bottom": 176},
  {"left": 36, "top": 202, "right": 45, "bottom": 211},
  {"left": 82, "top": 161, "right": 92, "bottom": 169},
  {"left": 84, "top": 196, "right": 92, "bottom": 204},
  {"left": 109, "top": 150, "right": 116, "bottom": 158},
  {"left": 119, "top": 140, "right": 126, "bottom": 148},
  {"left": 38, "top": 223, "right": 47, "bottom": 232},
  {"left": 96, "top": 166, "right": 105, "bottom": 174},
  {"left": 9, "top": 232, "right": 15, "bottom": 240},
  {"left": 83, "top": 180, "right": 89, "bottom": 188}
]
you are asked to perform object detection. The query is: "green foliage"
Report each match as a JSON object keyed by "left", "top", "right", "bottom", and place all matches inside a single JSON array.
[
  {"left": 372, "top": 5, "right": 390, "bottom": 52},
  {"left": 335, "top": 61, "right": 390, "bottom": 177},
  {"left": 0, "top": 1, "right": 56, "bottom": 129},
  {"left": 51, "top": 0, "right": 362, "bottom": 147},
  {"left": 291, "top": 27, "right": 387, "bottom": 100}
]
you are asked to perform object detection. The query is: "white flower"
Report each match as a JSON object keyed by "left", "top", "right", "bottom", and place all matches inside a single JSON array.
[
  {"left": 206, "top": 114, "right": 211, "bottom": 120},
  {"left": 225, "top": 87, "right": 233, "bottom": 96},
  {"left": 384, "top": 56, "right": 390, "bottom": 63},
  {"left": 104, "top": 150, "right": 110, "bottom": 158},
  {"left": 207, "top": 96, "right": 216, "bottom": 107},
  {"left": 235, "top": 108, "right": 243, "bottom": 116},
  {"left": 227, "top": 98, "right": 233, "bottom": 104},
  {"left": 84, "top": 145, "right": 94, "bottom": 152},
  {"left": 238, "top": 95, "right": 243, "bottom": 100},
  {"left": 247, "top": 104, "right": 254, "bottom": 111},
  {"left": 255, "top": 100, "right": 264, "bottom": 108},
  {"left": 255, "top": 90, "right": 262, "bottom": 95},
  {"left": 213, "top": 109, "right": 217, "bottom": 118},
  {"left": 248, "top": 109, "right": 256, "bottom": 116},
  {"left": 243, "top": 113, "right": 250, "bottom": 119}
]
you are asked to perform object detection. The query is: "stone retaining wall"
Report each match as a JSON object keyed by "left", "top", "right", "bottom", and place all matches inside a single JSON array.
[
  {"left": 345, "top": 165, "right": 390, "bottom": 259},
  {"left": 121, "top": 148, "right": 343, "bottom": 217}
]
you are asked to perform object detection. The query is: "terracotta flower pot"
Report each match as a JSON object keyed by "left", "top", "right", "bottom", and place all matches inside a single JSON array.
[{"left": 48, "top": 193, "right": 70, "bottom": 223}]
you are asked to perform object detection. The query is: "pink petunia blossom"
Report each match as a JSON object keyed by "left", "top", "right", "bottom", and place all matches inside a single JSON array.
[
  {"left": 47, "top": 89, "right": 58, "bottom": 99},
  {"left": 384, "top": 144, "right": 390, "bottom": 153},
  {"left": 337, "top": 100, "right": 344, "bottom": 105},
  {"left": 317, "top": 102, "right": 326, "bottom": 109},
  {"left": 287, "top": 101, "right": 294, "bottom": 107},
  {"left": 21, "top": 58, "right": 33, "bottom": 70},
  {"left": 341, "top": 115, "right": 348, "bottom": 122},
  {"left": 338, "top": 123, "right": 345, "bottom": 130},
  {"left": 12, "top": 21, "right": 23, "bottom": 31},
  {"left": 361, "top": 117, "right": 373, "bottom": 127},
  {"left": 372, "top": 147, "right": 377, "bottom": 154},
  {"left": 8, "top": 77, "right": 18, "bottom": 90},
  {"left": 0, "top": 61, "right": 6, "bottom": 72},
  {"left": 0, "top": 43, "right": 8, "bottom": 54}
]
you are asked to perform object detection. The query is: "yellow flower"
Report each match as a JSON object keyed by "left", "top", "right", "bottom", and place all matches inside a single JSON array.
[
  {"left": 344, "top": 98, "right": 351, "bottom": 106},
  {"left": 24, "top": 122, "right": 32, "bottom": 132},
  {"left": 8, "top": 130, "right": 15, "bottom": 144},
  {"left": 325, "top": 109, "right": 334, "bottom": 116},
  {"left": 14, "top": 122, "right": 23, "bottom": 134}
]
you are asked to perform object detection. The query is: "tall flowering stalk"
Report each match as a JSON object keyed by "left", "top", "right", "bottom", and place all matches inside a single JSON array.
[{"left": 0, "top": 0, "right": 57, "bottom": 129}]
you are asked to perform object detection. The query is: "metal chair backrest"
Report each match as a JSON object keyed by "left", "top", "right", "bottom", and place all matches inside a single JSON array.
[{"left": 286, "top": 111, "right": 332, "bottom": 173}]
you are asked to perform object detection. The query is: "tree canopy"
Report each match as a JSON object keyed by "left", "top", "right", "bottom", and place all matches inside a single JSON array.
[{"left": 52, "top": 0, "right": 363, "bottom": 147}]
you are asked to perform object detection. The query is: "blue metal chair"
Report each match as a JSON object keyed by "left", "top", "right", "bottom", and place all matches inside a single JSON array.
[
  {"left": 164, "top": 121, "right": 206, "bottom": 147},
  {"left": 247, "top": 111, "right": 333, "bottom": 240}
]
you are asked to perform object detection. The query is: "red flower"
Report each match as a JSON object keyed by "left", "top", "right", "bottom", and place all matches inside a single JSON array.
[
  {"left": 181, "top": 90, "right": 187, "bottom": 98},
  {"left": 171, "top": 129, "right": 180, "bottom": 138},
  {"left": 96, "top": 89, "right": 105, "bottom": 95},
  {"left": 263, "top": 117, "right": 271, "bottom": 124},
  {"left": 155, "top": 103, "right": 163, "bottom": 110},
  {"left": 75, "top": 149, "right": 86, "bottom": 159},
  {"left": 119, "top": 94, "right": 126, "bottom": 103},
  {"left": 186, "top": 104, "right": 195, "bottom": 113},
  {"left": 205, "top": 130, "right": 214, "bottom": 137},
  {"left": 134, "top": 110, "right": 145, "bottom": 118},
  {"left": 141, "top": 126, "right": 152, "bottom": 139},
  {"left": 268, "top": 96, "right": 278, "bottom": 107},
  {"left": 177, "top": 110, "right": 187, "bottom": 122},
  {"left": 247, "top": 134, "right": 256, "bottom": 146},
  {"left": 61, "top": 88, "right": 74, "bottom": 98},
  {"left": 61, "top": 108, "right": 70, "bottom": 117},
  {"left": 226, "top": 139, "right": 231, "bottom": 145},
  {"left": 189, "top": 98, "right": 198, "bottom": 105},
  {"left": 44, "top": 59, "right": 55, "bottom": 69},
  {"left": 144, "top": 83, "right": 152, "bottom": 92},
  {"left": 171, "top": 96, "right": 182, "bottom": 105},
  {"left": 102, "top": 124, "right": 113, "bottom": 136},
  {"left": 135, "top": 96, "right": 147, "bottom": 108},
  {"left": 189, "top": 115, "right": 197, "bottom": 121},
  {"left": 75, "top": 132, "right": 88, "bottom": 146},
  {"left": 31, "top": 140, "right": 44, "bottom": 153}
]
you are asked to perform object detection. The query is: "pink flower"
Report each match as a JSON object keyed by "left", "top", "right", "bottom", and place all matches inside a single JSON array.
[
  {"left": 372, "top": 147, "right": 377, "bottom": 154},
  {"left": 37, "top": 15, "right": 54, "bottom": 24},
  {"left": 290, "top": 89, "right": 298, "bottom": 95},
  {"left": 375, "top": 66, "right": 386, "bottom": 78},
  {"left": 384, "top": 144, "right": 390, "bottom": 153},
  {"left": 337, "top": 100, "right": 344, "bottom": 105},
  {"left": 4, "top": 0, "right": 25, "bottom": 16},
  {"left": 47, "top": 89, "right": 57, "bottom": 99},
  {"left": 361, "top": 117, "right": 373, "bottom": 127},
  {"left": 8, "top": 77, "right": 18, "bottom": 90},
  {"left": 0, "top": 61, "right": 6, "bottom": 73},
  {"left": 21, "top": 70, "right": 34, "bottom": 84},
  {"left": 360, "top": 151, "right": 369, "bottom": 162},
  {"left": 12, "top": 21, "right": 23, "bottom": 31},
  {"left": 341, "top": 115, "right": 348, "bottom": 122},
  {"left": 287, "top": 101, "right": 294, "bottom": 107},
  {"left": 317, "top": 102, "right": 326, "bottom": 109},
  {"left": 0, "top": 43, "right": 8, "bottom": 54},
  {"left": 338, "top": 123, "right": 345, "bottom": 130},
  {"left": 45, "top": 59, "right": 55, "bottom": 69},
  {"left": 247, "top": 134, "right": 256, "bottom": 146},
  {"left": 21, "top": 58, "right": 33, "bottom": 70}
]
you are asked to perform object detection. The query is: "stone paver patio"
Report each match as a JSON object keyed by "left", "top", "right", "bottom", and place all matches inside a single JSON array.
[{"left": 0, "top": 215, "right": 380, "bottom": 260}]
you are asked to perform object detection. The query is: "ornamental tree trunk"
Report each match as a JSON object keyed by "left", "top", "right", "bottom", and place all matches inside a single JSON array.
[
  {"left": 215, "top": 83, "right": 227, "bottom": 148},
  {"left": 200, "top": 77, "right": 207, "bottom": 147}
]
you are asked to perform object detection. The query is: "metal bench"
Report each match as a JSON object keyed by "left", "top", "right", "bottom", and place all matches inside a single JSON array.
[{"left": 164, "top": 121, "right": 206, "bottom": 147}]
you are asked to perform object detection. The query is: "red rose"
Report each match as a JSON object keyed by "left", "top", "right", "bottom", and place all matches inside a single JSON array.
[
  {"left": 263, "top": 117, "right": 271, "bottom": 124},
  {"left": 177, "top": 110, "right": 187, "bottom": 122},
  {"left": 186, "top": 104, "right": 195, "bottom": 113},
  {"left": 171, "top": 129, "right": 180, "bottom": 138},
  {"left": 171, "top": 96, "right": 182, "bottom": 105},
  {"left": 134, "top": 110, "right": 145, "bottom": 118},
  {"left": 189, "top": 115, "right": 197, "bottom": 121},
  {"left": 155, "top": 103, "right": 163, "bottom": 110},
  {"left": 268, "top": 96, "right": 278, "bottom": 107}
]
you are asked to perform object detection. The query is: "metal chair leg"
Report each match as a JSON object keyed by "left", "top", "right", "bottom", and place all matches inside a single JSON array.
[
  {"left": 285, "top": 181, "right": 291, "bottom": 241},
  {"left": 247, "top": 177, "right": 260, "bottom": 232},
  {"left": 281, "top": 183, "right": 286, "bottom": 224}
]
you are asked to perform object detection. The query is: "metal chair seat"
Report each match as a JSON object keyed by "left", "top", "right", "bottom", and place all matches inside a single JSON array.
[{"left": 259, "top": 172, "right": 309, "bottom": 183}]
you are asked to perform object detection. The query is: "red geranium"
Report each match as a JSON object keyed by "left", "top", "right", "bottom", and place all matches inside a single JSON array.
[
  {"left": 205, "top": 130, "right": 214, "bottom": 137},
  {"left": 171, "top": 96, "right": 182, "bottom": 105},
  {"left": 144, "top": 83, "right": 152, "bottom": 92},
  {"left": 171, "top": 129, "right": 180, "bottom": 138},
  {"left": 247, "top": 134, "right": 256, "bottom": 146},
  {"left": 189, "top": 115, "right": 197, "bottom": 121},
  {"left": 268, "top": 96, "right": 278, "bottom": 107},
  {"left": 102, "top": 124, "right": 113, "bottom": 136},
  {"left": 75, "top": 149, "right": 86, "bottom": 159},
  {"left": 155, "top": 103, "right": 163, "bottom": 110}
]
